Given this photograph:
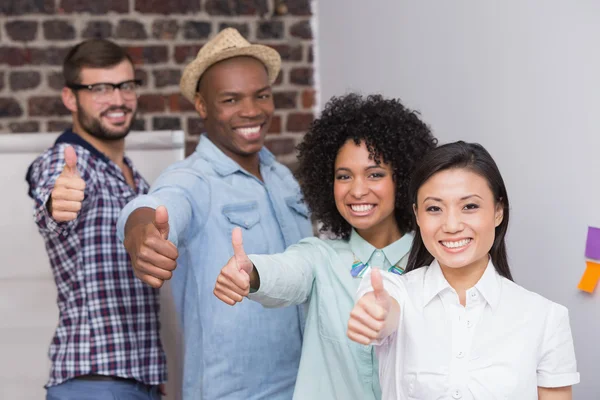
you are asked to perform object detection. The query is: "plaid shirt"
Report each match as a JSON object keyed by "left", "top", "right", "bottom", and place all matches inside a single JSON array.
[{"left": 26, "top": 130, "right": 166, "bottom": 388}]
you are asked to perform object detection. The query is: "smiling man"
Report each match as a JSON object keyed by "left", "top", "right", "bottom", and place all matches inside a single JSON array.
[
  {"left": 117, "top": 29, "right": 313, "bottom": 400},
  {"left": 26, "top": 40, "right": 166, "bottom": 399}
]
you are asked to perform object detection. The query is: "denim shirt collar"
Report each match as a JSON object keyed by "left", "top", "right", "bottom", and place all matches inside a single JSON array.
[{"left": 195, "top": 134, "right": 276, "bottom": 177}]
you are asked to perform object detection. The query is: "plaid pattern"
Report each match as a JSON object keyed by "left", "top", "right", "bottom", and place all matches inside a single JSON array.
[{"left": 26, "top": 130, "right": 166, "bottom": 388}]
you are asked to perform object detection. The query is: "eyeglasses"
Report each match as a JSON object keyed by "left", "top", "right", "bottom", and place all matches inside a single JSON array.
[{"left": 67, "top": 79, "right": 142, "bottom": 102}]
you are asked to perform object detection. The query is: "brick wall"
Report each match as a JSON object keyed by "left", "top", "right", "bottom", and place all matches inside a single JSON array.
[{"left": 0, "top": 0, "right": 316, "bottom": 162}]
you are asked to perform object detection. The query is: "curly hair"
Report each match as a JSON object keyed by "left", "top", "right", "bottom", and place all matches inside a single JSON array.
[{"left": 296, "top": 93, "right": 437, "bottom": 239}]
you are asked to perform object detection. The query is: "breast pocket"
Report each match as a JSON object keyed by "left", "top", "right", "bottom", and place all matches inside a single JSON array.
[{"left": 222, "top": 201, "right": 268, "bottom": 254}]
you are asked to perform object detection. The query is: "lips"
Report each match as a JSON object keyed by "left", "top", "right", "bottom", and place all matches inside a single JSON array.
[
  {"left": 348, "top": 203, "right": 377, "bottom": 216},
  {"left": 440, "top": 238, "right": 472, "bottom": 249},
  {"left": 101, "top": 107, "right": 131, "bottom": 124}
]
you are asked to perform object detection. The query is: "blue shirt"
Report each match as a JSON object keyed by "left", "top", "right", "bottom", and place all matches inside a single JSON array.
[
  {"left": 117, "top": 135, "right": 313, "bottom": 400},
  {"left": 247, "top": 230, "right": 413, "bottom": 400}
]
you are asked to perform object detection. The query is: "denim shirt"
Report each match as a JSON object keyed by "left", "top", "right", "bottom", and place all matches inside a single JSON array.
[{"left": 117, "top": 135, "right": 313, "bottom": 400}]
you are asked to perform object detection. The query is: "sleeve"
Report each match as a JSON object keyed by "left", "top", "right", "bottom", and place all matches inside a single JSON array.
[
  {"left": 117, "top": 167, "right": 209, "bottom": 247},
  {"left": 537, "top": 303, "right": 580, "bottom": 388},
  {"left": 26, "top": 144, "right": 96, "bottom": 237},
  {"left": 246, "top": 239, "right": 324, "bottom": 308},
  {"left": 355, "top": 269, "right": 407, "bottom": 346}
]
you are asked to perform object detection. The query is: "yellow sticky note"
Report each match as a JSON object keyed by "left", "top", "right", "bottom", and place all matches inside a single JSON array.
[{"left": 577, "top": 261, "right": 600, "bottom": 293}]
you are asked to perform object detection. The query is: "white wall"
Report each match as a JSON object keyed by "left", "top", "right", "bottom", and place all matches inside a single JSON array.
[
  {"left": 0, "top": 131, "right": 185, "bottom": 400},
  {"left": 317, "top": 1, "right": 600, "bottom": 397}
]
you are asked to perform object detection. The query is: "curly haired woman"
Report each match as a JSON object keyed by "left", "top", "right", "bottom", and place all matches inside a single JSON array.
[{"left": 213, "top": 93, "right": 437, "bottom": 400}]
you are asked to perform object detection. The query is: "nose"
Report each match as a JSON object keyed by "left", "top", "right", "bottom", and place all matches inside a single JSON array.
[
  {"left": 442, "top": 208, "right": 464, "bottom": 233},
  {"left": 108, "top": 87, "right": 126, "bottom": 106},
  {"left": 239, "top": 97, "right": 261, "bottom": 119},
  {"left": 349, "top": 177, "right": 369, "bottom": 199}
]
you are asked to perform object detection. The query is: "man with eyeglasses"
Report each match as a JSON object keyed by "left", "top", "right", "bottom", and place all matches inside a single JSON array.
[{"left": 26, "top": 39, "right": 166, "bottom": 400}]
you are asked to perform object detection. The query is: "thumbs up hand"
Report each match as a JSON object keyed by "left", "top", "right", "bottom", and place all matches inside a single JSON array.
[
  {"left": 347, "top": 268, "right": 396, "bottom": 345},
  {"left": 214, "top": 227, "right": 257, "bottom": 305},
  {"left": 49, "top": 145, "right": 86, "bottom": 222},
  {"left": 124, "top": 205, "right": 179, "bottom": 289}
]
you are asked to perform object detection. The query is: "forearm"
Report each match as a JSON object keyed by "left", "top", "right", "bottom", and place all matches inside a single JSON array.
[{"left": 538, "top": 386, "right": 572, "bottom": 400}]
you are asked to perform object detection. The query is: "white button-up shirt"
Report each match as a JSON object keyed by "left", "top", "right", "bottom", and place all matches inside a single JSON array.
[{"left": 357, "top": 260, "right": 580, "bottom": 400}]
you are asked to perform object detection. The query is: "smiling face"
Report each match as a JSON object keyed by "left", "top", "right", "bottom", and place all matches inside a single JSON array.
[
  {"left": 333, "top": 140, "right": 399, "bottom": 243},
  {"left": 414, "top": 167, "right": 504, "bottom": 273},
  {"left": 195, "top": 56, "right": 274, "bottom": 162},
  {"left": 63, "top": 59, "right": 137, "bottom": 141}
]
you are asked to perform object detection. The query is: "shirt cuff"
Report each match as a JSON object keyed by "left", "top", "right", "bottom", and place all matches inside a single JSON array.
[
  {"left": 246, "top": 254, "right": 276, "bottom": 305},
  {"left": 537, "top": 372, "right": 580, "bottom": 388},
  {"left": 33, "top": 190, "right": 76, "bottom": 236}
]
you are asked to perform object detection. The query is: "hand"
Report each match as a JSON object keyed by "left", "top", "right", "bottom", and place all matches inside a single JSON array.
[
  {"left": 124, "top": 206, "right": 179, "bottom": 288},
  {"left": 347, "top": 268, "right": 393, "bottom": 345},
  {"left": 213, "top": 227, "right": 255, "bottom": 305},
  {"left": 49, "top": 145, "right": 86, "bottom": 222}
]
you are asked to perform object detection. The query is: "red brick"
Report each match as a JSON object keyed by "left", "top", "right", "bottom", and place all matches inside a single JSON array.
[
  {"left": 1, "top": 0, "right": 53, "bottom": 15},
  {"left": 152, "top": 20, "right": 179, "bottom": 40},
  {"left": 153, "top": 69, "right": 182, "bottom": 88},
  {"left": 290, "top": 67, "right": 313, "bottom": 86},
  {"left": 138, "top": 94, "right": 166, "bottom": 112},
  {"left": 0, "top": 72, "right": 4, "bottom": 92},
  {"left": 135, "top": 69, "right": 149, "bottom": 87},
  {"left": 82, "top": 21, "right": 113, "bottom": 39},
  {"left": 168, "top": 94, "right": 195, "bottom": 112},
  {"left": 286, "top": 112, "right": 313, "bottom": 132},
  {"left": 9, "top": 121, "right": 39, "bottom": 133},
  {"left": 126, "top": 46, "right": 169, "bottom": 65},
  {"left": 266, "top": 44, "right": 302, "bottom": 62},
  {"left": 10, "top": 71, "right": 42, "bottom": 91},
  {"left": 301, "top": 89, "right": 315, "bottom": 108},
  {"left": 47, "top": 120, "right": 72, "bottom": 132},
  {"left": 205, "top": 0, "right": 267, "bottom": 16},
  {"left": 183, "top": 21, "right": 211, "bottom": 40},
  {"left": 217, "top": 23, "right": 249, "bottom": 38},
  {"left": 264, "top": 137, "right": 295, "bottom": 156},
  {"left": 116, "top": 20, "right": 147, "bottom": 40},
  {"left": 268, "top": 115, "right": 281, "bottom": 134},
  {"left": 290, "top": 20, "right": 312, "bottom": 39},
  {"left": 273, "top": 91, "right": 297, "bottom": 109},
  {"left": 307, "top": 45, "right": 313, "bottom": 62},
  {"left": 174, "top": 45, "right": 202, "bottom": 64},
  {"left": 135, "top": 0, "right": 200, "bottom": 14},
  {"left": 286, "top": 0, "right": 311, "bottom": 15},
  {"left": 5, "top": 21, "right": 38, "bottom": 42},
  {"left": 274, "top": 70, "right": 283, "bottom": 86},
  {"left": 131, "top": 119, "right": 146, "bottom": 131},
  {"left": 0, "top": 98, "right": 24, "bottom": 118},
  {"left": 0, "top": 47, "right": 30, "bottom": 66},
  {"left": 29, "top": 96, "right": 69, "bottom": 117},
  {"left": 153, "top": 116, "right": 181, "bottom": 130},
  {"left": 256, "top": 21, "right": 284, "bottom": 40},
  {"left": 59, "top": 0, "right": 128, "bottom": 14},
  {"left": 43, "top": 20, "right": 76, "bottom": 40},
  {"left": 30, "top": 47, "right": 71, "bottom": 65}
]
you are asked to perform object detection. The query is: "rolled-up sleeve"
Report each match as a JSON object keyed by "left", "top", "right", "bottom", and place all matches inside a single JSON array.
[
  {"left": 537, "top": 304, "right": 580, "bottom": 388},
  {"left": 117, "top": 168, "right": 209, "bottom": 247},
  {"left": 247, "top": 239, "right": 324, "bottom": 308}
]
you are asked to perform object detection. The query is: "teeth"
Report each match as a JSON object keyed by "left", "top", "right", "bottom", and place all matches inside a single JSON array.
[
  {"left": 441, "top": 239, "right": 471, "bottom": 248},
  {"left": 350, "top": 204, "right": 374, "bottom": 212},
  {"left": 106, "top": 112, "right": 125, "bottom": 118},
  {"left": 237, "top": 126, "right": 261, "bottom": 136}
]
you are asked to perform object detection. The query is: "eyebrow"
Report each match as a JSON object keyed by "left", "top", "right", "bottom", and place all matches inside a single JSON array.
[
  {"left": 422, "top": 194, "right": 483, "bottom": 203},
  {"left": 218, "top": 86, "right": 271, "bottom": 98},
  {"left": 335, "top": 164, "right": 383, "bottom": 173}
]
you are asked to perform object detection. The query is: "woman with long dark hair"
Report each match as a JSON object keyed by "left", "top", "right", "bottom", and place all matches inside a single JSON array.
[{"left": 348, "top": 141, "right": 579, "bottom": 400}]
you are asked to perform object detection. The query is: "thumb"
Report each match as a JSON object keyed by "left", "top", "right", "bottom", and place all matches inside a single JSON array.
[
  {"left": 154, "top": 206, "right": 170, "bottom": 240},
  {"left": 231, "top": 227, "right": 251, "bottom": 274},
  {"left": 371, "top": 268, "right": 386, "bottom": 302},
  {"left": 63, "top": 145, "right": 79, "bottom": 176}
]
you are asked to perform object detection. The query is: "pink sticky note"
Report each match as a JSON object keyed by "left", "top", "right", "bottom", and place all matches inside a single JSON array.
[{"left": 585, "top": 226, "right": 600, "bottom": 260}]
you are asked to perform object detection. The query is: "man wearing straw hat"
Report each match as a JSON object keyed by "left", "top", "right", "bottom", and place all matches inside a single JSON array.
[{"left": 118, "top": 28, "right": 313, "bottom": 399}]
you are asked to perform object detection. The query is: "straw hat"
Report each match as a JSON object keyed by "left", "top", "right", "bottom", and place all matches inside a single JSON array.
[{"left": 180, "top": 28, "right": 282, "bottom": 103}]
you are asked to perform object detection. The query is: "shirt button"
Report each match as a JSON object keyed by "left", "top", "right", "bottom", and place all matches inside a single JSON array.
[
  {"left": 470, "top": 291, "right": 478, "bottom": 298},
  {"left": 456, "top": 351, "right": 464, "bottom": 359},
  {"left": 452, "top": 389, "right": 462, "bottom": 399},
  {"left": 466, "top": 320, "right": 472, "bottom": 328}
]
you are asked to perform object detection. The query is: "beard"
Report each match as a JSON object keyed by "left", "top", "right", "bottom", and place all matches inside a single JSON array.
[{"left": 76, "top": 102, "right": 135, "bottom": 141}]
